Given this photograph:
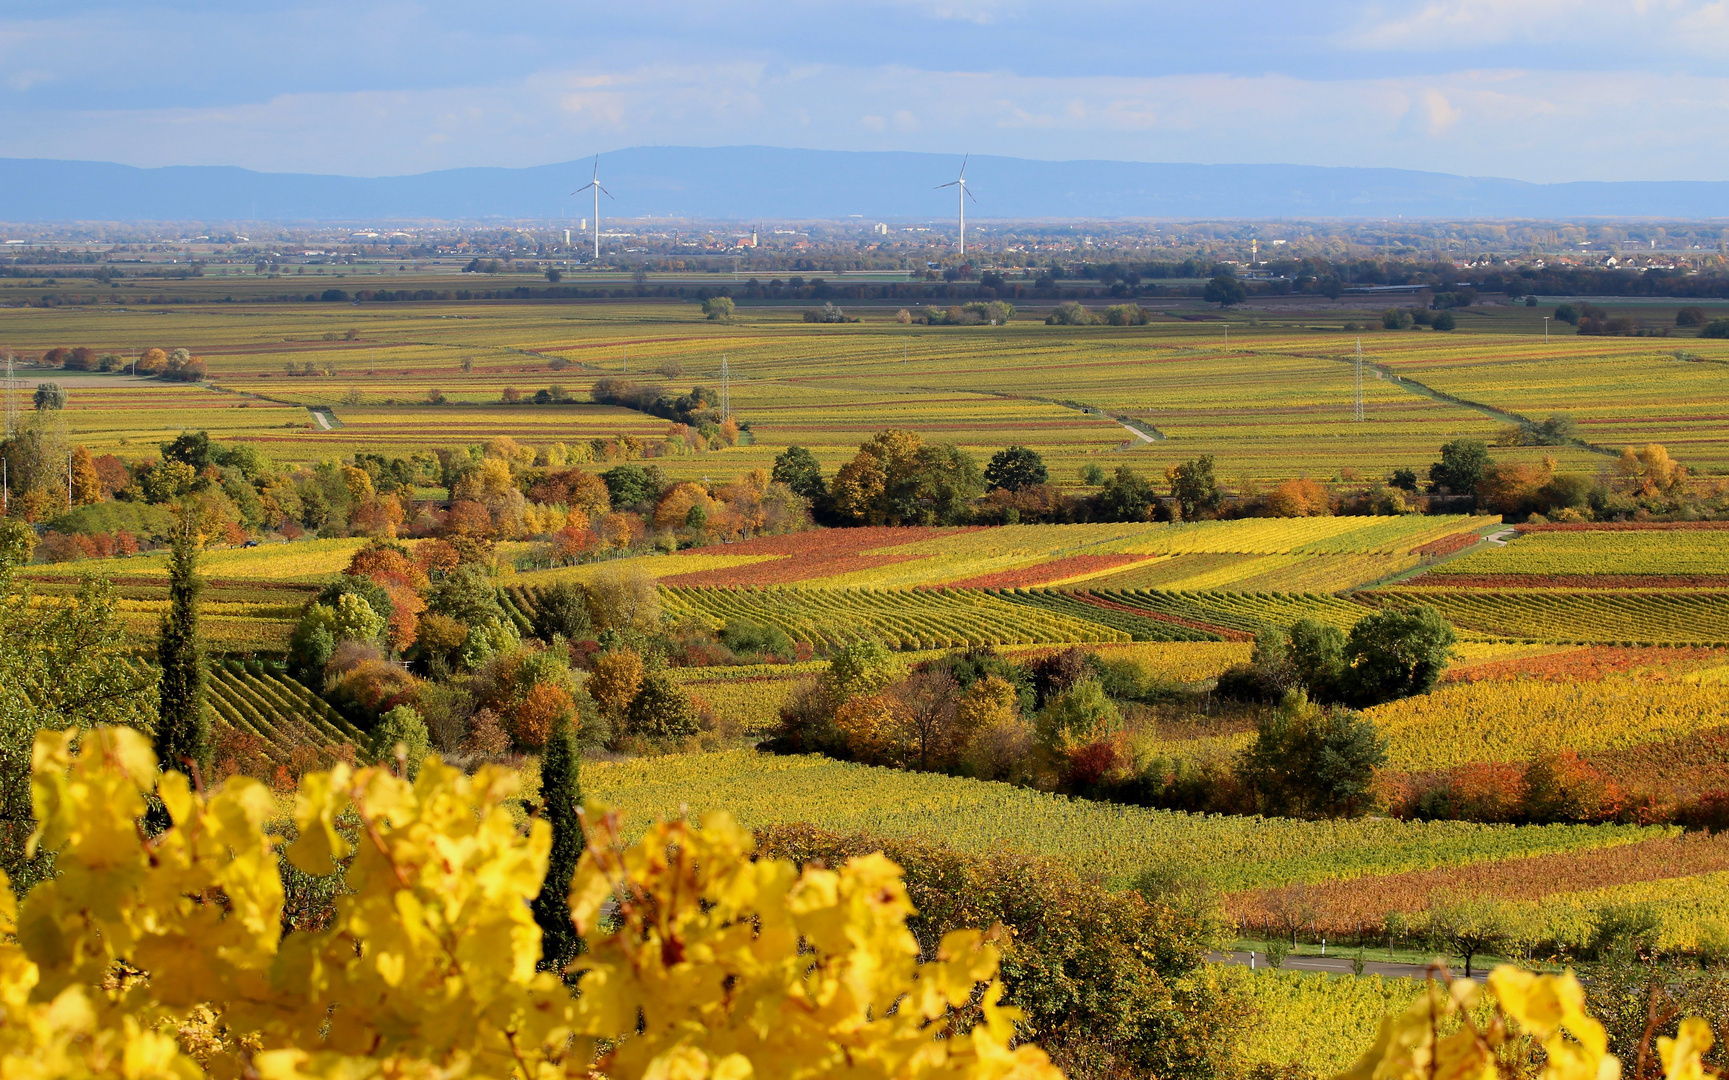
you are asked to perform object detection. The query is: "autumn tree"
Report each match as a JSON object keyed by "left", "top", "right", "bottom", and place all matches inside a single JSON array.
[{"left": 67, "top": 446, "right": 100, "bottom": 506}]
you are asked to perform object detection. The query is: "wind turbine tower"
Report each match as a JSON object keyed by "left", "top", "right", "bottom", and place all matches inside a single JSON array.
[
  {"left": 571, "top": 156, "right": 614, "bottom": 262},
  {"left": 936, "top": 155, "right": 977, "bottom": 256}
]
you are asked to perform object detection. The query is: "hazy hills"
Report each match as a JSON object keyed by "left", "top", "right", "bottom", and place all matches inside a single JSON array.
[{"left": 2, "top": 146, "right": 1727, "bottom": 223}]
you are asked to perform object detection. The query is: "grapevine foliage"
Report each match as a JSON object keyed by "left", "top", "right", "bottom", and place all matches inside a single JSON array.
[{"left": 1, "top": 726, "right": 1061, "bottom": 1080}]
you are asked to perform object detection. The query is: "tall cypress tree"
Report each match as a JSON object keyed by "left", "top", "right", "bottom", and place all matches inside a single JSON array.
[
  {"left": 155, "top": 512, "right": 209, "bottom": 778},
  {"left": 532, "top": 716, "right": 585, "bottom": 978}
]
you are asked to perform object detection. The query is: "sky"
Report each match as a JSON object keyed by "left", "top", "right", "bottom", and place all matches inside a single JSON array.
[{"left": 2, "top": 1, "right": 1727, "bottom": 183}]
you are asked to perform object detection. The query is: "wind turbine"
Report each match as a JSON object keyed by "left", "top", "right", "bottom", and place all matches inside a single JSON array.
[
  {"left": 936, "top": 154, "right": 977, "bottom": 256},
  {"left": 571, "top": 156, "right": 613, "bottom": 262}
]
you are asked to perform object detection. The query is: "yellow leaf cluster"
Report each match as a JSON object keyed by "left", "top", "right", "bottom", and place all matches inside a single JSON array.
[
  {"left": 1338, "top": 967, "right": 1713, "bottom": 1080},
  {"left": 0, "top": 726, "right": 1061, "bottom": 1080}
]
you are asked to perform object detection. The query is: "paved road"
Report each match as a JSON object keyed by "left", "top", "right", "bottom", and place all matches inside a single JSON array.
[{"left": 1209, "top": 950, "right": 1487, "bottom": 982}]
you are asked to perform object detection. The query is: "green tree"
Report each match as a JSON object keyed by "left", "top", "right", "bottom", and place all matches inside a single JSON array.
[
  {"left": 984, "top": 446, "right": 1048, "bottom": 492},
  {"left": 1203, "top": 274, "right": 1247, "bottom": 307},
  {"left": 1034, "top": 677, "right": 1122, "bottom": 755},
  {"left": 1431, "top": 310, "right": 1457, "bottom": 331},
  {"left": 532, "top": 715, "right": 585, "bottom": 978},
  {"left": 371, "top": 704, "right": 431, "bottom": 779},
  {"left": 32, "top": 383, "right": 65, "bottom": 411},
  {"left": 909, "top": 443, "right": 983, "bottom": 524},
  {"left": 0, "top": 557, "right": 154, "bottom": 892},
  {"left": 1286, "top": 618, "right": 1347, "bottom": 702},
  {"left": 599, "top": 463, "right": 661, "bottom": 508},
  {"left": 1168, "top": 455, "right": 1223, "bottom": 520},
  {"left": 1343, "top": 604, "right": 1456, "bottom": 706},
  {"left": 1428, "top": 438, "right": 1492, "bottom": 499},
  {"left": 770, "top": 445, "right": 827, "bottom": 501},
  {"left": 531, "top": 581, "right": 592, "bottom": 642},
  {"left": 701, "top": 295, "right": 735, "bottom": 321},
  {"left": 161, "top": 430, "right": 214, "bottom": 471},
  {"left": 623, "top": 670, "right": 699, "bottom": 741},
  {"left": 1097, "top": 465, "right": 1157, "bottom": 521},
  {"left": 1237, "top": 692, "right": 1387, "bottom": 817},
  {"left": 154, "top": 512, "right": 210, "bottom": 779},
  {"left": 824, "top": 638, "right": 900, "bottom": 702}
]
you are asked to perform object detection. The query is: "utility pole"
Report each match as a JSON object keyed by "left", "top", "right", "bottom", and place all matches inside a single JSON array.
[
  {"left": 623, "top": 344, "right": 627, "bottom": 375},
  {"left": 1354, "top": 339, "right": 1365, "bottom": 422},
  {"left": 1542, "top": 316, "right": 1550, "bottom": 344},
  {"left": 67, "top": 451, "right": 72, "bottom": 509},
  {"left": 1223, "top": 324, "right": 1228, "bottom": 353},
  {"left": 3, "top": 353, "right": 16, "bottom": 438},
  {"left": 721, "top": 354, "right": 730, "bottom": 419}
]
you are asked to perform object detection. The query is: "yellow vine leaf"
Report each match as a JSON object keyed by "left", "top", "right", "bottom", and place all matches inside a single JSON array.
[{"left": 0, "top": 728, "right": 1060, "bottom": 1080}]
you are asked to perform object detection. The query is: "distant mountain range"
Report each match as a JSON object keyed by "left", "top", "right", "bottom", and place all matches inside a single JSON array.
[{"left": 2, "top": 146, "right": 1727, "bottom": 222}]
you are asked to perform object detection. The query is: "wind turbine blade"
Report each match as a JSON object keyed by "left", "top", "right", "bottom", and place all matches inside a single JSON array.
[
  {"left": 936, "top": 181, "right": 958, "bottom": 189},
  {"left": 959, "top": 153, "right": 969, "bottom": 178},
  {"left": 965, "top": 186, "right": 979, "bottom": 204},
  {"left": 598, "top": 185, "right": 615, "bottom": 199}
]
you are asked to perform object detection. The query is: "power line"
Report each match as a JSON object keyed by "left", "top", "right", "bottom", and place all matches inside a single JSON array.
[{"left": 1353, "top": 338, "right": 1365, "bottom": 423}]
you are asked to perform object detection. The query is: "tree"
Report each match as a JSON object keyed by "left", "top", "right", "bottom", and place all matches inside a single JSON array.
[
  {"left": 1431, "top": 311, "right": 1457, "bottom": 331},
  {"left": 155, "top": 511, "right": 210, "bottom": 781},
  {"left": 1203, "top": 274, "right": 1247, "bottom": 307},
  {"left": 984, "top": 446, "right": 1048, "bottom": 492},
  {"left": 544, "top": 267, "right": 563, "bottom": 283},
  {"left": 1676, "top": 306, "right": 1706, "bottom": 327},
  {"left": 1286, "top": 618, "right": 1347, "bottom": 701},
  {"left": 599, "top": 463, "right": 662, "bottom": 508},
  {"left": 584, "top": 563, "right": 661, "bottom": 633},
  {"left": 0, "top": 545, "right": 153, "bottom": 891},
  {"left": 1237, "top": 692, "right": 1387, "bottom": 817},
  {"left": 701, "top": 295, "right": 735, "bottom": 321},
  {"left": 1425, "top": 894, "right": 1509, "bottom": 978},
  {"left": 1429, "top": 438, "right": 1492, "bottom": 499},
  {"left": 771, "top": 445, "right": 827, "bottom": 501},
  {"left": 1168, "top": 455, "right": 1222, "bottom": 520},
  {"left": 32, "top": 383, "right": 64, "bottom": 411},
  {"left": 531, "top": 581, "right": 592, "bottom": 642},
  {"left": 1096, "top": 465, "right": 1157, "bottom": 521},
  {"left": 371, "top": 704, "right": 431, "bottom": 779},
  {"left": 1343, "top": 604, "right": 1456, "bottom": 706},
  {"left": 161, "top": 430, "right": 214, "bottom": 472},
  {"left": 68, "top": 447, "right": 100, "bottom": 506},
  {"left": 623, "top": 670, "right": 699, "bottom": 742},
  {"left": 1553, "top": 303, "right": 1580, "bottom": 325},
  {"left": 531, "top": 714, "right": 585, "bottom": 977}
]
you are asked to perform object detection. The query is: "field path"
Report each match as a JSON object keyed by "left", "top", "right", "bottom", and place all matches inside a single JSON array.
[
  {"left": 1119, "top": 421, "right": 1156, "bottom": 444},
  {"left": 1209, "top": 950, "right": 1486, "bottom": 982}
]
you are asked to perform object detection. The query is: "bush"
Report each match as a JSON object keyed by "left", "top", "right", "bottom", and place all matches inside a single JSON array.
[
  {"left": 622, "top": 670, "right": 700, "bottom": 743},
  {"left": 1676, "top": 306, "right": 1707, "bottom": 327},
  {"left": 718, "top": 617, "right": 794, "bottom": 661},
  {"left": 371, "top": 704, "right": 431, "bottom": 777},
  {"left": 1431, "top": 311, "right": 1457, "bottom": 331},
  {"left": 1700, "top": 319, "right": 1729, "bottom": 339},
  {"left": 753, "top": 825, "right": 1239, "bottom": 1080},
  {"left": 530, "top": 581, "right": 592, "bottom": 642}
]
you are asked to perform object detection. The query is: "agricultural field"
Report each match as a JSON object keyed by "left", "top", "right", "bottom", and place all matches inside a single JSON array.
[
  {"left": 14, "top": 299, "right": 1697, "bottom": 486},
  {"left": 582, "top": 748, "right": 1661, "bottom": 892}
]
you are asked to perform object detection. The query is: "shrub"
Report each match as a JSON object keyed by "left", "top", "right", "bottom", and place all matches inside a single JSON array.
[
  {"left": 753, "top": 825, "right": 1238, "bottom": 1080},
  {"left": 718, "top": 617, "right": 794, "bottom": 661},
  {"left": 371, "top": 704, "right": 431, "bottom": 778},
  {"left": 622, "top": 670, "right": 700, "bottom": 743}
]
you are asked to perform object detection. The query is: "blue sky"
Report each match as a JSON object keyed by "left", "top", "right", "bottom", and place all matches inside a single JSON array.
[{"left": 2, "top": 1, "right": 1726, "bottom": 182}]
